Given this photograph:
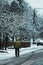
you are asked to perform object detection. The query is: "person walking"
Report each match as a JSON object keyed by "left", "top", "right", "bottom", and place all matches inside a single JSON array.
[{"left": 15, "top": 37, "right": 20, "bottom": 57}]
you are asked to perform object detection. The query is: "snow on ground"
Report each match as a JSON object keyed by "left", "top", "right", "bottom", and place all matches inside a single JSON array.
[{"left": 0, "top": 44, "right": 43, "bottom": 60}]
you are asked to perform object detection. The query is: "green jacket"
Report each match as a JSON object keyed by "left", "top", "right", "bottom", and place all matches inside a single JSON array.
[{"left": 15, "top": 41, "right": 20, "bottom": 48}]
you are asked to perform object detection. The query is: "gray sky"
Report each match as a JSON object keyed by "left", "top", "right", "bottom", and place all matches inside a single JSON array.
[{"left": 25, "top": 0, "right": 43, "bottom": 8}]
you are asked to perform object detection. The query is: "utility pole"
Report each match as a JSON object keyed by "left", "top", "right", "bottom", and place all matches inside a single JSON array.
[{"left": 33, "top": 8, "right": 35, "bottom": 44}]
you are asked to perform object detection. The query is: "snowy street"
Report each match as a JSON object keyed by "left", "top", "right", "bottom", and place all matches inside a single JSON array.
[
  {"left": 0, "top": 44, "right": 43, "bottom": 60},
  {"left": 0, "top": 44, "right": 43, "bottom": 65},
  {"left": 21, "top": 50, "right": 43, "bottom": 65}
]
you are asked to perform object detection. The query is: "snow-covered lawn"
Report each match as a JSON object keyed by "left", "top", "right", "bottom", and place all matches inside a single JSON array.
[{"left": 0, "top": 44, "right": 43, "bottom": 60}]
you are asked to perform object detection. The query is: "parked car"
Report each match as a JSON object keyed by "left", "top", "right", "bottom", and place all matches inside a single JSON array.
[{"left": 34, "top": 39, "right": 43, "bottom": 46}]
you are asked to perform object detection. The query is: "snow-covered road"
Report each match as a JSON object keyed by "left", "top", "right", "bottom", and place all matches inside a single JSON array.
[{"left": 0, "top": 44, "right": 43, "bottom": 60}]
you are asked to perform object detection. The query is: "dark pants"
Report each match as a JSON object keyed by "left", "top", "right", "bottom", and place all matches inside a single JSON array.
[{"left": 15, "top": 48, "right": 19, "bottom": 57}]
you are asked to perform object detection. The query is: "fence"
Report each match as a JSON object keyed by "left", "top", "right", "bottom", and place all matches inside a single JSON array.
[{"left": 0, "top": 41, "right": 30, "bottom": 49}]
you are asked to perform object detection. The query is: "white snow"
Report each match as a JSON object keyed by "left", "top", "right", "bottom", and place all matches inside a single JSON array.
[{"left": 0, "top": 44, "right": 43, "bottom": 60}]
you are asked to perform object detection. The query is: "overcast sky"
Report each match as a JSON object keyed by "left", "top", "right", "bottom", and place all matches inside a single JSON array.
[{"left": 25, "top": 0, "right": 43, "bottom": 8}]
